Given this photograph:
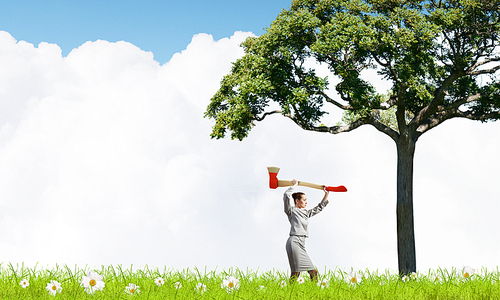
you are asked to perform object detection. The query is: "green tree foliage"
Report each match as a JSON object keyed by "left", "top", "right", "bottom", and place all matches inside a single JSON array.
[
  {"left": 206, "top": 0, "right": 500, "bottom": 139},
  {"left": 205, "top": 0, "right": 500, "bottom": 275}
]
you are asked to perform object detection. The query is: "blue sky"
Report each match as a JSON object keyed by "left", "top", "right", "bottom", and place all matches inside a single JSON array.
[{"left": 0, "top": 0, "right": 291, "bottom": 64}]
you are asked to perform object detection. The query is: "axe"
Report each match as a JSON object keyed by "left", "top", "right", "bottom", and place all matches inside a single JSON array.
[{"left": 267, "top": 166, "right": 347, "bottom": 192}]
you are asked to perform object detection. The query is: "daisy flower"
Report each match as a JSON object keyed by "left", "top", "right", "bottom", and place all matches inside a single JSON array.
[
  {"left": 410, "top": 272, "right": 417, "bottom": 280},
  {"left": 124, "top": 283, "right": 140, "bottom": 295},
  {"left": 462, "top": 266, "right": 475, "bottom": 280},
  {"left": 195, "top": 282, "right": 206, "bottom": 294},
  {"left": 46, "top": 280, "right": 62, "bottom": 296},
  {"left": 429, "top": 272, "right": 442, "bottom": 284},
  {"left": 154, "top": 277, "right": 164, "bottom": 287},
  {"left": 279, "top": 280, "right": 287, "bottom": 288},
  {"left": 258, "top": 285, "right": 266, "bottom": 291},
  {"left": 80, "top": 271, "right": 105, "bottom": 294},
  {"left": 318, "top": 279, "right": 329, "bottom": 289},
  {"left": 174, "top": 281, "right": 182, "bottom": 289},
  {"left": 19, "top": 279, "right": 29, "bottom": 288},
  {"left": 400, "top": 271, "right": 417, "bottom": 282},
  {"left": 297, "top": 276, "right": 305, "bottom": 284},
  {"left": 345, "top": 271, "right": 362, "bottom": 285},
  {"left": 221, "top": 276, "right": 240, "bottom": 293}
]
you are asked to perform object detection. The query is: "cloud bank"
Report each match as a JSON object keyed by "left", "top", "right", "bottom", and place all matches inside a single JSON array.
[{"left": 0, "top": 30, "right": 499, "bottom": 273}]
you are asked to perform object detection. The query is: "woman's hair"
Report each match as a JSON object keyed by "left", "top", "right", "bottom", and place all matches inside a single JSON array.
[{"left": 292, "top": 192, "right": 305, "bottom": 204}]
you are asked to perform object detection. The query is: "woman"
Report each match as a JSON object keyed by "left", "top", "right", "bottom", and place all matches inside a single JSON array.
[{"left": 284, "top": 179, "right": 329, "bottom": 283}]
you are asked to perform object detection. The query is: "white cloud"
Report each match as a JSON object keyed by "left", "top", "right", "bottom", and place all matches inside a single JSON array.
[{"left": 0, "top": 30, "right": 499, "bottom": 274}]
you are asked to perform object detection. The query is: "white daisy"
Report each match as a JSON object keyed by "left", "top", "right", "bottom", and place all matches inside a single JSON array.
[
  {"left": 345, "top": 271, "right": 362, "bottom": 285},
  {"left": 279, "top": 280, "right": 287, "bottom": 288},
  {"left": 317, "top": 279, "right": 329, "bottom": 289},
  {"left": 124, "top": 283, "right": 140, "bottom": 295},
  {"left": 221, "top": 276, "right": 240, "bottom": 293},
  {"left": 154, "top": 277, "right": 164, "bottom": 287},
  {"left": 410, "top": 272, "right": 417, "bottom": 280},
  {"left": 45, "top": 280, "right": 62, "bottom": 296},
  {"left": 195, "top": 282, "right": 207, "bottom": 294},
  {"left": 19, "top": 279, "right": 29, "bottom": 288},
  {"left": 174, "top": 281, "right": 182, "bottom": 289},
  {"left": 80, "top": 271, "right": 105, "bottom": 294},
  {"left": 462, "top": 266, "right": 475, "bottom": 280},
  {"left": 429, "top": 272, "right": 442, "bottom": 284}
]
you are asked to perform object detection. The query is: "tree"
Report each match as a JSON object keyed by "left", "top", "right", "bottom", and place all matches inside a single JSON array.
[{"left": 204, "top": 0, "right": 500, "bottom": 275}]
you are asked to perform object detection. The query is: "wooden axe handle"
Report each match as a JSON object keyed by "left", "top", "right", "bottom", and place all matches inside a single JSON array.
[{"left": 277, "top": 180, "right": 324, "bottom": 190}]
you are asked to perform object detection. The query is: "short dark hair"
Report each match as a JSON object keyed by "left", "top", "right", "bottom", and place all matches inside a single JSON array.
[{"left": 292, "top": 192, "right": 305, "bottom": 204}]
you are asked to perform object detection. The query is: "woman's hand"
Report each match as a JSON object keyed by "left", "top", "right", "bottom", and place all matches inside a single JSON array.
[
  {"left": 292, "top": 179, "right": 299, "bottom": 187},
  {"left": 323, "top": 186, "right": 330, "bottom": 202}
]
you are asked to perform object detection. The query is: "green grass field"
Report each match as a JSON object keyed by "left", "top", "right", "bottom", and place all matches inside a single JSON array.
[{"left": 1, "top": 263, "right": 500, "bottom": 299}]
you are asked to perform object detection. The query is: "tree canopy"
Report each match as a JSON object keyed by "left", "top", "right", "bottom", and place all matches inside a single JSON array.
[{"left": 205, "top": 0, "right": 500, "bottom": 142}]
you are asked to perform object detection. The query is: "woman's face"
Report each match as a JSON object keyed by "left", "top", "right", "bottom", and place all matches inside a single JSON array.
[{"left": 295, "top": 194, "right": 307, "bottom": 209}]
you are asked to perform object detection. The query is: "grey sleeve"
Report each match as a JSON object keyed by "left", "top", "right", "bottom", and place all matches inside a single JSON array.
[
  {"left": 306, "top": 199, "right": 328, "bottom": 218},
  {"left": 283, "top": 187, "right": 295, "bottom": 215}
]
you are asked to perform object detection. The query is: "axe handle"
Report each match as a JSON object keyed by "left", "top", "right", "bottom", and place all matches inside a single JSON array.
[{"left": 277, "top": 180, "right": 324, "bottom": 190}]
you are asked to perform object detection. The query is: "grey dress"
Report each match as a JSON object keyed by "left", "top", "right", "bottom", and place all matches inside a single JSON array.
[{"left": 284, "top": 187, "right": 328, "bottom": 272}]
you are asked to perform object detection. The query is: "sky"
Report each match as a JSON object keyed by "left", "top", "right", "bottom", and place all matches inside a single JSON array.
[
  {"left": 1, "top": 1, "right": 499, "bottom": 276},
  {"left": 0, "top": 0, "right": 292, "bottom": 64}
]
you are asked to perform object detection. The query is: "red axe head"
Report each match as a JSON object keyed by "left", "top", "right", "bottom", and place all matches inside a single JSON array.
[
  {"left": 267, "top": 166, "right": 280, "bottom": 189},
  {"left": 326, "top": 185, "right": 348, "bottom": 192}
]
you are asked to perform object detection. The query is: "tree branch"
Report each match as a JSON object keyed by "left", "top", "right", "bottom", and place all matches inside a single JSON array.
[
  {"left": 409, "top": 69, "right": 464, "bottom": 131},
  {"left": 285, "top": 114, "right": 399, "bottom": 142},
  {"left": 416, "top": 94, "right": 482, "bottom": 135},
  {"left": 442, "top": 31, "right": 458, "bottom": 64},
  {"left": 467, "top": 64, "right": 500, "bottom": 76},
  {"left": 469, "top": 55, "right": 500, "bottom": 70},
  {"left": 378, "top": 95, "right": 398, "bottom": 109},
  {"left": 252, "top": 110, "right": 282, "bottom": 122},
  {"left": 371, "top": 52, "right": 401, "bottom": 85},
  {"left": 455, "top": 110, "right": 500, "bottom": 122},
  {"left": 320, "top": 91, "right": 353, "bottom": 110},
  {"left": 415, "top": 110, "right": 457, "bottom": 136},
  {"left": 437, "top": 93, "right": 481, "bottom": 112}
]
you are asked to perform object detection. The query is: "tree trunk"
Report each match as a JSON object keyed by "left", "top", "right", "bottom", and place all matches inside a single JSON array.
[{"left": 396, "top": 136, "right": 417, "bottom": 276}]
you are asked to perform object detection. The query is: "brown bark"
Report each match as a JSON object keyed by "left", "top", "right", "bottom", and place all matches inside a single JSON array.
[{"left": 396, "top": 135, "right": 417, "bottom": 276}]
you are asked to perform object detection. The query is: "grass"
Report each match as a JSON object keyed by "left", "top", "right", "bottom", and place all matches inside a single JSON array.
[{"left": 1, "top": 263, "right": 500, "bottom": 299}]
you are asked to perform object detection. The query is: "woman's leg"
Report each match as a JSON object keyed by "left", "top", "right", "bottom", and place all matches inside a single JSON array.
[
  {"left": 290, "top": 271, "right": 300, "bottom": 283},
  {"left": 308, "top": 269, "right": 318, "bottom": 283}
]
